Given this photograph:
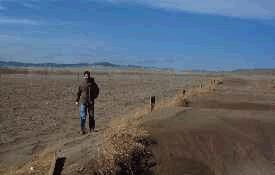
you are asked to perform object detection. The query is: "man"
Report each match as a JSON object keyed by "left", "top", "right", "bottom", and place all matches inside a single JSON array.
[{"left": 76, "top": 71, "right": 99, "bottom": 134}]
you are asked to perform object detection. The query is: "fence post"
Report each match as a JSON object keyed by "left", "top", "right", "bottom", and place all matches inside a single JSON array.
[
  {"left": 48, "top": 152, "right": 57, "bottom": 175},
  {"left": 150, "top": 96, "right": 155, "bottom": 112},
  {"left": 182, "top": 89, "right": 186, "bottom": 96}
]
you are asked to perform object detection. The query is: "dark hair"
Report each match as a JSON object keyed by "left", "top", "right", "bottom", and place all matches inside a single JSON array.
[{"left": 83, "top": 71, "right": 90, "bottom": 77}]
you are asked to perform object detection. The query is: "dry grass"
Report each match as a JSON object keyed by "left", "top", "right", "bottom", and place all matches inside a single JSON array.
[
  {"left": 90, "top": 78, "right": 223, "bottom": 174},
  {"left": 92, "top": 110, "right": 151, "bottom": 174},
  {"left": 2, "top": 144, "right": 63, "bottom": 175},
  {"left": 172, "top": 78, "right": 223, "bottom": 107},
  {"left": 0, "top": 70, "right": 222, "bottom": 174},
  {"left": 3, "top": 151, "right": 54, "bottom": 175},
  {"left": 5, "top": 77, "right": 222, "bottom": 175}
]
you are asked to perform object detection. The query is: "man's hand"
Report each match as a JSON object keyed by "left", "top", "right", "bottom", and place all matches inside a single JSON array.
[{"left": 75, "top": 101, "right": 79, "bottom": 105}]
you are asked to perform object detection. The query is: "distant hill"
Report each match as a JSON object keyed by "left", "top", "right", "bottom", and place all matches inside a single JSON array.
[
  {"left": 92, "top": 61, "right": 120, "bottom": 67},
  {"left": 232, "top": 68, "right": 275, "bottom": 75},
  {"left": 0, "top": 61, "right": 151, "bottom": 69},
  {"left": 233, "top": 68, "right": 275, "bottom": 72}
]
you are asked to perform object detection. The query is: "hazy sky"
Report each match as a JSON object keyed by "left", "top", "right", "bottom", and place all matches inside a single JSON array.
[{"left": 0, "top": 0, "right": 275, "bottom": 70}]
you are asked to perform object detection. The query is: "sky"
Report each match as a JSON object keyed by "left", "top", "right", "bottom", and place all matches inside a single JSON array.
[{"left": 0, "top": 0, "right": 275, "bottom": 70}]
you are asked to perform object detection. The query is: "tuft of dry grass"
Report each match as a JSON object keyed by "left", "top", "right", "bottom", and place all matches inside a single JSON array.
[
  {"left": 3, "top": 152, "right": 54, "bottom": 175},
  {"left": 174, "top": 94, "right": 190, "bottom": 107},
  {"left": 94, "top": 115, "right": 151, "bottom": 174},
  {"left": 2, "top": 144, "right": 64, "bottom": 175},
  {"left": 171, "top": 78, "right": 222, "bottom": 107}
]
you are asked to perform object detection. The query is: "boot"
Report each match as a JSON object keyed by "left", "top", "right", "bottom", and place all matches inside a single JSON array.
[{"left": 81, "top": 127, "right": 86, "bottom": 135}]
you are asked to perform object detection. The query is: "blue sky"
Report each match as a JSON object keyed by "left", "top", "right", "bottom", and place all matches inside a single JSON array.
[{"left": 0, "top": 0, "right": 275, "bottom": 70}]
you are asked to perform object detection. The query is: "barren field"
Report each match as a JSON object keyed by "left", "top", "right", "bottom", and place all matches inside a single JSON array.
[
  {"left": 0, "top": 69, "right": 208, "bottom": 174},
  {"left": 2, "top": 68, "right": 275, "bottom": 175}
]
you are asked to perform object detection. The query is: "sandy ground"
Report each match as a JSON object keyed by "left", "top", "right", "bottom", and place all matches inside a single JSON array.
[
  {"left": 0, "top": 70, "right": 207, "bottom": 174},
  {"left": 2, "top": 69, "right": 275, "bottom": 175},
  {"left": 143, "top": 75, "right": 275, "bottom": 175}
]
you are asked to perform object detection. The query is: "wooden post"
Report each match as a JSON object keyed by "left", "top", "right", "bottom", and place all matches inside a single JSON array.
[
  {"left": 48, "top": 152, "right": 57, "bottom": 175},
  {"left": 48, "top": 151, "right": 66, "bottom": 175},
  {"left": 150, "top": 96, "right": 155, "bottom": 112},
  {"left": 182, "top": 89, "right": 186, "bottom": 96}
]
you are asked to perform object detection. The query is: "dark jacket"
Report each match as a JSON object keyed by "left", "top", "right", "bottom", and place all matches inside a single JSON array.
[{"left": 76, "top": 77, "right": 99, "bottom": 104}]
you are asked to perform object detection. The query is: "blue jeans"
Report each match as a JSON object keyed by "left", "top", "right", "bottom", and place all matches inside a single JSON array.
[
  {"left": 79, "top": 103, "right": 95, "bottom": 131},
  {"left": 80, "top": 104, "right": 87, "bottom": 130}
]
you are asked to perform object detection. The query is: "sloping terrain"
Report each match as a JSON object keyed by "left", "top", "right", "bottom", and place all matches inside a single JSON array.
[
  {"left": 143, "top": 76, "right": 275, "bottom": 175},
  {"left": 0, "top": 69, "right": 207, "bottom": 174},
  {"left": 2, "top": 68, "right": 275, "bottom": 175}
]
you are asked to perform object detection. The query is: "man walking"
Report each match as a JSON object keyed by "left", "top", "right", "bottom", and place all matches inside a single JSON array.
[{"left": 76, "top": 71, "right": 99, "bottom": 134}]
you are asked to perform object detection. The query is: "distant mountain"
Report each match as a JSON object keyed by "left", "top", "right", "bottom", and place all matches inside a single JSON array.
[
  {"left": 91, "top": 61, "right": 120, "bottom": 67},
  {"left": 231, "top": 68, "right": 275, "bottom": 75},
  {"left": 233, "top": 68, "right": 275, "bottom": 72},
  {"left": 0, "top": 61, "right": 148, "bottom": 69},
  {"left": 0, "top": 61, "right": 89, "bottom": 68}
]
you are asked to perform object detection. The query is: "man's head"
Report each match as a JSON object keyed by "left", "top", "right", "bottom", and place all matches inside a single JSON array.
[{"left": 83, "top": 71, "right": 90, "bottom": 79}]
